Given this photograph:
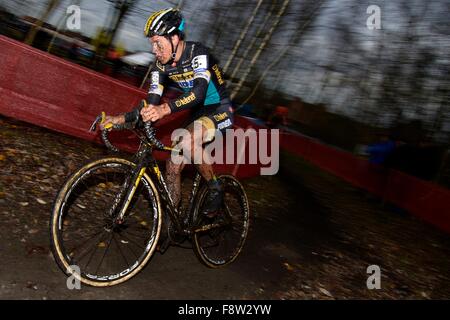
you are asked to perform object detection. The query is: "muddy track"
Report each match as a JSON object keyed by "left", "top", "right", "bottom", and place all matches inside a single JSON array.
[{"left": 0, "top": 115, "right": 449, "bottom": 299}]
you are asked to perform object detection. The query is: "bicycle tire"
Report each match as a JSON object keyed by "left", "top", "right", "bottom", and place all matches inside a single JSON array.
[
  {"left": 192, "top": 175, "right": 250, "bottom": 268},
  {"left": 50, "top": 157, "right": 162, "bottom": 287}
]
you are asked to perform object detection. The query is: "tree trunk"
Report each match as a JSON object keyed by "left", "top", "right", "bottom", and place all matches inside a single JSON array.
[
  {"left": 222, "top": 0, "right": 264, "bottom": 73},
  {"left": 231, "top": 0, "right": 290, "bottom": 100},
  {"left": 228, "top": 0, "right": 276, "bottom": 81},
  {"left": 24, "top": 0, "right": 60, "bottom": 45},
  {"left": 47, "top": 0, "right": 82, "bottom": 53},
  {"left": 235, "top": 0, "right": 326, "bottom": 104}
]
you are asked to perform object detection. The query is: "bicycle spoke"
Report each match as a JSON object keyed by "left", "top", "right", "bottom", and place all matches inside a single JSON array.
[
  {"left": 112, "top": 232, "right": 130, "bottom": 268},
  {"left": 66, "top": 229, "right": 105, "bottom": 259},
  {"left": 64, "top": 228, "right": 105, "bottom": 248},
  {"left": 194, "top": 177, "right": 249, "bottom": 267},
  {"left": 118, "top": 233, "right": 145, "bottom": 258},
  {"left": 79, "top": 230, "right": 109, "bottom": 261},
  {"left": 51, "top": 161, "right": 161, "bottom": 285},
  {"left": 82, "top": 235, "right": 104, "bottom": 272},
  {"left": 94, "top": 233, "right": 114, "bottom": 276},
  {"left": 64, "top": 211, "right": 106, "bottom": 229},
  {"left": 121, "top": 228, "right": 151, "bottom": 242}
]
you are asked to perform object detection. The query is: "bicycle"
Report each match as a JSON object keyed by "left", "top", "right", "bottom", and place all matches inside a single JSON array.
[{"left": 49, "top": 111, "right": 250, "bottom": 287}]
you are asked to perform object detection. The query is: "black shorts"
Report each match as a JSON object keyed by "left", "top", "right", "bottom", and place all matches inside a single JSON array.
[{"left": 185, "top": 100, "right": 234, "bottom": 142}]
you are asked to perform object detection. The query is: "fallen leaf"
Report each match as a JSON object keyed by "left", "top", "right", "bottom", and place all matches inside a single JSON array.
[
  {"left": 36, "top": 198, "right": 47, "bottom": 205},
  {"left": 421, "top": 292, "right": 430, "bottom": 299},
  {"left": 283, "top": 262, "right": 295, "bottom": 271},
  {"left": 319, "top": 288, "right": 333, "bottom": 298},
  {"left": 26, "top": 245, "right": 48, "bottom": 256},
  {"left": 98, "top": 242, "right": 106, "bottom": 248},
  {"left": 26, "top": 282, "right": 38, "bottom": 290}
]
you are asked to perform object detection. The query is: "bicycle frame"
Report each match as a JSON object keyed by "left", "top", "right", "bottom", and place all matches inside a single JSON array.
[{"left": 113, "top": 137, "right": 203, "bottom": 236}]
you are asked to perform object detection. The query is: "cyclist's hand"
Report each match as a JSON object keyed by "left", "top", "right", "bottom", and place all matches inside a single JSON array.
[
  {"left": 141, "top": 103, "right": 171, "bottom": 122},
  {"left": 100, "top": 114, "right": 125, "bottom": 130}
]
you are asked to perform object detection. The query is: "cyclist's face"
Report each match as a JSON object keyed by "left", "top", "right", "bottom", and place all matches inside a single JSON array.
[{"left": 150, "top": 35, "right": 171, "bottom": 64}]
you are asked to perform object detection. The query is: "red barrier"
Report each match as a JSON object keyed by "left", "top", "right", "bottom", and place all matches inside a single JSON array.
[
  {"left": 0, "top": 36, "right": 264, "bottom": 178},
  {"left": 1, "top": 36, "right": 448, "bottom": 233},
  {"left": 0, "top": 36, "right": 145, "bottom": 141},
  {"left": 279, "top": 130, "right": 450, "bottom": 234}
]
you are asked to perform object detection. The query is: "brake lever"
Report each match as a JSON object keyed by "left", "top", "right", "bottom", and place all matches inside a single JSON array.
[
  {"left": 89, "top": 113, "right": 103, "bottom": 132},
  {"left": 90, "top": 111, "right": 115, "bottom": 132}
]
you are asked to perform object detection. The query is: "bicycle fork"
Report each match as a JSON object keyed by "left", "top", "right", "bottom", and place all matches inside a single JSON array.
[{"left": 113, "top": 166, "right": 146, "bottom": 224}]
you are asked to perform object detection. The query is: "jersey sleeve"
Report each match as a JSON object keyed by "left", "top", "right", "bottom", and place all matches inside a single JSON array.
[
  {"left": 124, "top": 62, "right": 166, "bottom": 123},
  {"left": 147, "top": 61, "right": 167, "bottom": 105}
]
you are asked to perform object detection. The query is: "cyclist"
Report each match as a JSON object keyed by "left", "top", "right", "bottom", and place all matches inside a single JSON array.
[{"left": 101, "top": 8, "right": 233, "bottom": 217}]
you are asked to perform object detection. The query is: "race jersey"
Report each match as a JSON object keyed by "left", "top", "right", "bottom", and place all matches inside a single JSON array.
[
  {"left": 149, "top": 41, "right": 229, "bottom": 109},
  {"left": 125, "top": 41, "right": 230, "bottom": 123}
]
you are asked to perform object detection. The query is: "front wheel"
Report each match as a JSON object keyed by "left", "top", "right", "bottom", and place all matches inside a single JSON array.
[
  {"left": 50, "top": 157, "right": 162, "bottom": 287},
  {"left": 192, "top": 175, "right": 250, "bottom": 268}
]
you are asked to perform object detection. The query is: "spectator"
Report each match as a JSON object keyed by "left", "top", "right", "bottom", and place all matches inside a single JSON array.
[
  {"left": 267, "top": 105, "right": 289, "bottom": 127},
  {"left": 366, "top": 134, "right": 398, "bottom": 165}
]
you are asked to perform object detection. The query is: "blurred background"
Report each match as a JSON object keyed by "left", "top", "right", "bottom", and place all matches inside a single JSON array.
[{"left": 0, "top": 0, "right": 449, "bottom": 187}]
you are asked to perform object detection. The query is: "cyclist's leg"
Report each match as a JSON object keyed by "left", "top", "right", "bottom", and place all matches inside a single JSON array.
[
  {"left": 164, "top": 122, "right": 211, "bottom": 208},
  {"left": 165, "top": 160, "right": 185, "bottom": 208},
  {"left": 165, "top": 103, "right": 233, "bottom": 215},
  {"left": 165, "top": 131, "right": 188, "bottom": 208},
  {"left": 185, "top": 118, "right": 223, "bottom": 217},
  {"left": 194, "top": 106, "right": 234, "bottom": 216}
]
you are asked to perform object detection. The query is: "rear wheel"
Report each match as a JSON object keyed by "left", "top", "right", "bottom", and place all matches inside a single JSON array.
[
  {"left": 50, "top": 157, "right": 162, "bottom": 287},
  {"left": 192, "top": 175, "right": 250, "bottom": 268}
]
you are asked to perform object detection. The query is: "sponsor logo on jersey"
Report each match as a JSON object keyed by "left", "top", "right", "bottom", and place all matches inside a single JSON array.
[
  {"left": 169, "top": 71, "right": 194, "bottom": 89},
  {"left": 213, "top": 112, "right": 228, "bottom": 122},
  {"left": 149, "top": 84, "right": 163, "bottom": 95},
  {"left": 217, "top": 118, "right": 232, "bottom": 130},
  {"left": 151, "top": 72, "right": 159, "bottom": 84},
  {"left": 175, "top": 92, "right": 196, "bottom": 107},
  {"left": 194, "top": 70, "right": 211, "bottom": 82},
  {"left": 192, "top": 55, "right": 208, "bottom": 72},
  {"left": 212, "top": 64, "right": 224, "bottom": 85},
  {"left": 169, "top": 71, "right": 194, "bottom": 82}
]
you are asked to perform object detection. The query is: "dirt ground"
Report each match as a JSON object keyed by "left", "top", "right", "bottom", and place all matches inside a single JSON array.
[{"left": 0, "top": 115, "right": 449, "bottom": 299}]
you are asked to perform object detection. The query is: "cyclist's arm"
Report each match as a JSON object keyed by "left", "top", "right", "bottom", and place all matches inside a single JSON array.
[
  {"left": 167, "top": 49, "right": 211, "bottom": 113},
  {"left": 124, "top": 66, "right": 166, "bottom": 123}
]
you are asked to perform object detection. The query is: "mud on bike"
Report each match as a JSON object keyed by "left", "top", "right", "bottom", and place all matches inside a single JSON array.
[{"left": 49, "top": 113, "right": 250, "bottom": 287}]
